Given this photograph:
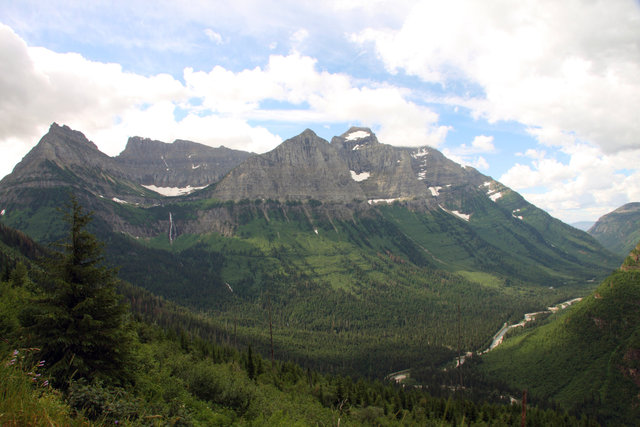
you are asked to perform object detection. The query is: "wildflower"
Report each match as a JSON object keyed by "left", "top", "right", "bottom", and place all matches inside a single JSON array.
[
  {"left": 37, "top": 360, "right": 45, "bottom": 367},
  {"left": 13, "top": 349, "right": 19, "bottom": 356},
  {"left": 42, "top": 380, "right": 49, "bottom": 387}
]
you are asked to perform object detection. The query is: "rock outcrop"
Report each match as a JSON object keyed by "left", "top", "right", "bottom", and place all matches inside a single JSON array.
[
  {"left": 210, "top": 129, "right": 366, "bottom": 202},
  {"left": 116, "top": 137, "right": 252, "bottom": 188},
  {"left": 332, "top": 127, "right": 428, "bottom": 200}
]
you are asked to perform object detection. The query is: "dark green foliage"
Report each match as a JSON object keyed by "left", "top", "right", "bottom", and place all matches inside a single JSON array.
[
  {"left": 66, "top": 380, "right": 142, "bottom": 422},
  {"left": 19, "top": 195, "right": 133, "bottom": 388},
  {"left": 246, "top": 344, "right": 257, "bottom": 381}
]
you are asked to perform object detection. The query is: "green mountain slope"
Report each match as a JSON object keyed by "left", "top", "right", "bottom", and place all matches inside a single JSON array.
[
  {"left": 479, "top": 242, "right": 640, "bottom": 424},
  {"left": 0, "top": 218, "right": 596, "bottom": 426},
  {"left": 0, "top": 124, "right": 619, "bottom": 380},
  {"left": 589, "top": 202, "right": 640, "bottom": 257}
]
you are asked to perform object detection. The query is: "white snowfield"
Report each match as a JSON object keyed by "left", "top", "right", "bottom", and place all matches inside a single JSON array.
[
  {"left": 481, "top": 181, "right": 503, "bottom": 202},
  {"left": 368, "top": 198, "right": 405, "bottom": 205},
  {"left": 142, "top": 184, "right": 206, "bottom": 197},
  {"left": 489, "top": 192, "right": 502, "bottom": 202},
  {"left": 345, "top": 130, "right": 371, "bottom": 141},
  {"left": 350, "top": 170, "right": 371, "bottom": 182},
  {"left": 512, "top": 208, "right": 524, "bottom": 220},
  {"left": 429, "top": 186, "right": 442, "bottom": 196},
  {"left": 411, "top": 148, "right": 429, "bottom": 158},
  {"left": 439, "top": 204, "right": 470, "bottom": 221}
]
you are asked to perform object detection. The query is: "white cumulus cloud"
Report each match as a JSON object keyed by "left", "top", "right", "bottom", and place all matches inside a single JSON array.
[
  {"left": 352, "top": 0, "right": 640, "bottom": 154},
  {"left": 501, "top": 144, "right": 640, "bottom": 222},
  {"left": 442, "top": 135, "right": 495, "bottom": 170}
]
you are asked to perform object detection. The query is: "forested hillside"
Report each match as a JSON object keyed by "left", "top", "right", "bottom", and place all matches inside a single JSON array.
[
  {"left": 0, "top": 200, "right": 595, "bottom": 425},
  {"left": 479, "top": 242, "right": 640, "bottom": 425}
]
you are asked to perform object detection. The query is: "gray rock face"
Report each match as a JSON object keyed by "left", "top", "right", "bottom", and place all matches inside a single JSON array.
[
  {"left": 209, "top": 126, "right": 494, "bottom": 205},
  {"left": 332, "top": 127, "right": 490, "bottom": 208},
  {"left": 333, "top": 127, "right": 428, "bottom": 200},
  {"left": 211, "top": 129, "right": 366, "bottom": 202},
  {"left": 116, "top": 137, "right": 252, "bottom": 188}
]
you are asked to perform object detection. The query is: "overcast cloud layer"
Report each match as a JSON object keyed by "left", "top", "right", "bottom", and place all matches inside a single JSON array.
[{"left": 1, "top": 0, "right": 639, "bottom": 223}]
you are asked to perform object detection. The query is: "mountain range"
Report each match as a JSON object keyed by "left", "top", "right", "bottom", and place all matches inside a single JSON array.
[
  {"left": 0, "top": 123, "right": 618, "bottom": 272},
  {"left": 0, "top": 123, "right": 620, "bottom": 380}
]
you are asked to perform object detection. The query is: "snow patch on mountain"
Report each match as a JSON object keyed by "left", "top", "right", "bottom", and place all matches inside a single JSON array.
[
  {"left": 512, "top": 209, "right": 523, "bottom": 220},
  {"left": 345, "top": 130, "right": 371, "bottom": 141},
  {"left": 411, "top": 148, "right": 429, "bottom": 158},
  {"left": 368, "top": 198, "right": 407, "bottom": 205},
  {"left": 489, "top": 192, "right": 502, "bottom": 202},
  {"left": 439, "top": 205, "right": 470, "bottom": 221},
  {"left": 143, "top": 184, "right": 206, "bottom": 197},
  {"left": 429, "top": 186, "right": 442, "bottom": 196},
  {"left": 350, "top": 170, "right": 370, "bottom": 182},
  {"left": 482, "top": 181, "right": 503, "bottom": 202}
]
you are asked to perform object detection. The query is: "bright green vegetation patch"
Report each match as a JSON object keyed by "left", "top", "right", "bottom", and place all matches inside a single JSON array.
[
  {"left": 379, "top": 199, "right": 616, "bottom": 290},
  {"left": 456, "top": 271, "right": 504, "bottom": 288}
]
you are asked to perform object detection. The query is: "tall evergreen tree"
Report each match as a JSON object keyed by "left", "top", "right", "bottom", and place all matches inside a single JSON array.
[{"left": 20, "top": 194, "right": 133, "bottom": 388}]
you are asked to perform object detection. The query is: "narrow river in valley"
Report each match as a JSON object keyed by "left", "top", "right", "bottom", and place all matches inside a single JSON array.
[
  {"left": 480, "top": 297, "right": 582, "bottom": 354},
  {"left": 387, "top": 297, "right": 583, "bottom": 383}
]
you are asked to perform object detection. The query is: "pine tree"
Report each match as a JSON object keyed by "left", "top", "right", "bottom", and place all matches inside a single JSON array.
[
  {"left": 20, "top": 194, "right": 133, "bottom": 388},
  {"left": 246, "top": 344, "right": 256, "bottom": 381}
]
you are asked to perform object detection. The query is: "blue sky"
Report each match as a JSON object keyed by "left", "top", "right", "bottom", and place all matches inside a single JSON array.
[{"left": 1, "top": 0, "right": 639, "bottom": 223}]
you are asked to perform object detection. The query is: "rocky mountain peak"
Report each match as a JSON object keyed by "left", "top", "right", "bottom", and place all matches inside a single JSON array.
[
  {"left": 18, "top": 122, "right": 109, "bottom": 170},
  {"left": 332, "top": 127, "right": 380, "bottom": 151},
  {"left": 48, "top": 122, "right": 98, "bottom": 147},
  {"left": 210, "top": 129, "right": 366, "bottom": 202},
  {"left": 119, "top": 136, "right": 163, "bottom": 155}
]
